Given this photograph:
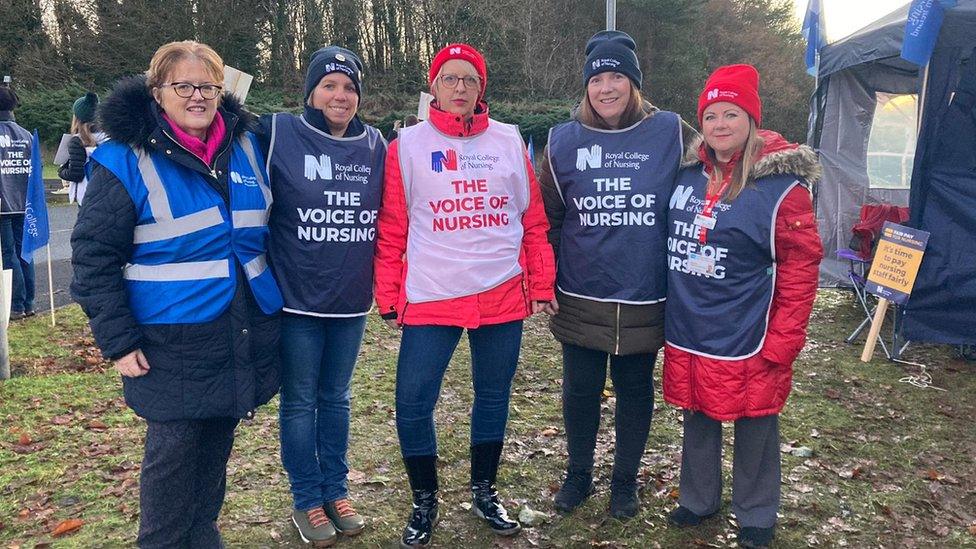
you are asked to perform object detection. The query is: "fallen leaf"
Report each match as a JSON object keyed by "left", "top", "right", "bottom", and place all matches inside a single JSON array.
[
  {"left": 17, "top": 433, "right": 31, "bottom": 446},
  {"left": 51, "top": 414, "right": 73, "bottom": 426},
  {"left": 51, "top": 518, "right": 84, "bottom": 537},
  {"left": 824, "top": 388, "right": 841, "bottom": 399},
  {"left": 967, "top": 523, "right": 976, "bottom": 536},
  {"left": 87, "top": 420, "right": 108, "bottom": 431},
  {"left": 540, "top": 427, "right": 559, "bottom": 437},
  {"left": 668, "top": 488, "right": 679, "bottom": 500}
]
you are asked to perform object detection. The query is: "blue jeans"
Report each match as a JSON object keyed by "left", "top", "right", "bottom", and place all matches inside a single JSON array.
[
  {"left": 279, "top": 313, "right": 367, "bottom": 511},
  {"left": 395, "top": 320, "right": 523, "bottom": 457},
  {"left": 0, "top": 214, "right": 35, "bottom": 313}
]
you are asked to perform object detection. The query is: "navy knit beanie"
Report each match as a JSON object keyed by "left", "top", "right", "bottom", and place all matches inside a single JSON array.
[
  {"left": 583, "top": 31, "right": 642, "bottom": 89},
  {"left": 304, "top": 46, "right": 363, "bottom": 101}
]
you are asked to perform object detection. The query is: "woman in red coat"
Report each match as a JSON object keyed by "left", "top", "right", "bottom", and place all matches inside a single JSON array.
[
  {"left": 373, "top": 43, "right": 555, "bottom": 548},
  {"left": 662, "top": 64, "right": 822, "bottom": 549}
]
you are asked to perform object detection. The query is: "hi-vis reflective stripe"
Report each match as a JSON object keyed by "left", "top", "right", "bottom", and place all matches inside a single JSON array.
[
  {"left": 133, "top": 147, "right": 225, "bottom": 243},
  {"left": 243, "top": 254, "right": 268, "bottom": 280},
  {"left": 232, "top": 136, "right": 273, "bottom": 229},
  {"left": 237, "top": 136, "right": 273, "bottom": 208},
  {"left": 232, "top": 210, "right": 267, "bottom": 228},
  {"left": 134, "top": 207, "right": 223, "bottom": 244},
  {"left": 123, "top": 259, "right": 230, "bottom": 281}
]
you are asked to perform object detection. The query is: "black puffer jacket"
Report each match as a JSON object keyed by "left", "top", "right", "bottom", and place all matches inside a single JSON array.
[{"left": 70, "top": 76, "right": 281, "bottom": 421}]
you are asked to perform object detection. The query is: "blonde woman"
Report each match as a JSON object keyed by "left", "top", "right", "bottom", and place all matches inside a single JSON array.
[{"left": 58, "top": 92, "right": 107, "bottom": 204}]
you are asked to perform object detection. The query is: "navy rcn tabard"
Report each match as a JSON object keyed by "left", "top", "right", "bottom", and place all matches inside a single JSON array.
[
  {"left": 266, "top": 113, "right": 386, "bottom": 316},
  {"left": 665, "top": 167, "right": 801, "bottom": 359},
  {"left": 547, "top": 112, "right": 681, "bottom": 303}
]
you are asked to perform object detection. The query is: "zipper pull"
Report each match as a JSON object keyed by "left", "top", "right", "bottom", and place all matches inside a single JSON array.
[{"left": 210, "top": 169, "right": 218, "bottom": 179}]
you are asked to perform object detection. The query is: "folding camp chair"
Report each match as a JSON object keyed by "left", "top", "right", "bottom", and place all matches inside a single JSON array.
[{"left": 839, "top": 204, "right": 910, "bottom": 359}]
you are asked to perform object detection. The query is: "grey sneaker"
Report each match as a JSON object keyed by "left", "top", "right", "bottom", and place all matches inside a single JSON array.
[
  {"left": 291, "top": 508, "right": 337, "bottom": 547},
  {"left": 324, "top": 498, "right": 366, "bottom": 536}
]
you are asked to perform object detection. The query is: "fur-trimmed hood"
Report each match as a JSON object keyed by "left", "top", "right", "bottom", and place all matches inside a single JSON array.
[
  {"left": 682, "top": 129, "right": 821, "bottom": 185},
  {"left": 97, "top": 75, "right": 255, "bottom": 148}
]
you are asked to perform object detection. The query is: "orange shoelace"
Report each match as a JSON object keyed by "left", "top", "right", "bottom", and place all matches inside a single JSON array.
[
  {"left": 332, "top": 499, "right": 358, "bottom": 518},
  {"left": 307, "top": 507, "right": 331, "bottom": 528}
]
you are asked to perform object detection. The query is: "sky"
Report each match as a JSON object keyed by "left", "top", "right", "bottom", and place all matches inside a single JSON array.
[{"left": 792, "top": 0, "right": 910, "bottom": 42}]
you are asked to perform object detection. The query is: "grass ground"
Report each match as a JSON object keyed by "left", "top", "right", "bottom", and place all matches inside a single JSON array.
[{"left": 1, "top": 291, "right": 974, "bottom": 548}]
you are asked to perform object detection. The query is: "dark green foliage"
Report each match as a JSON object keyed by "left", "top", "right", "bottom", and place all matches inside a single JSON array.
[{"left": 15, "top": 85, "right": 90, "bottom": 145}]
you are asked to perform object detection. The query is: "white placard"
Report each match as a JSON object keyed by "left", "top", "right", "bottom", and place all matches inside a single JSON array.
[
  {"left": 417, "top": 92, "right": 434, "bottom": 121},
  {"left": 53, "top": 133, "right": 74, "bottom": 165},
  {"left": 224, "top": 66, "right": 254, "bottom": 104}
]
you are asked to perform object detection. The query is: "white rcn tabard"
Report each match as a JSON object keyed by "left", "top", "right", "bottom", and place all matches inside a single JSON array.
[{"left": 397, "top": 119, "right": 530, "bottom": 303}]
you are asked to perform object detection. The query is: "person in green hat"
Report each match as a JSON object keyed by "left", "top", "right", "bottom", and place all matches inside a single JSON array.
[{"left": 57, "top": 91, "right": 106, "bottom": 204}]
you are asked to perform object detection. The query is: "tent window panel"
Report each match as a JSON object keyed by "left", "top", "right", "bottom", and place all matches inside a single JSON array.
[{"left": 867, "top": 93, "right": 918, "bottom": 189}]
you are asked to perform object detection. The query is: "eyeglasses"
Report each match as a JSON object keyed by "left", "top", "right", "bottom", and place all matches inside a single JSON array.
[
  {"left": 439, "top": 74, "right": 480, "bottom": 89},
  {"left": 159, "top": 82, "right": 223, "bottom": 100}
]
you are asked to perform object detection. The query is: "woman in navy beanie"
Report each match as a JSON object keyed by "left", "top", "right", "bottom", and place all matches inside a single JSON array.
[
  {"left": 255, "top": 45, "right": 387, "bottom": 547},
  {"left": 539, "top": 29, "right": 699, "bottom": 519}
]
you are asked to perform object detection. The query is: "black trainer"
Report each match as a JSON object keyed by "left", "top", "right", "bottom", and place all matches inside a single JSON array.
[
  {"left": 738, "top": 526, "right": 775, "bottom": 548},
  {"left": 668, "top": 505, "right": 717, "bottom": 528},
  {"left": 608, "top": 478, "right": 639, "bottom": 519},
  {"left": 400, "top": 455, "right": 439, "bottom": 549},
  {"left": 471, "top": 442, "right": 521, "bottom": 536},
  {"left": 553, "top": 470, "right": 594, "bottom": 513}
]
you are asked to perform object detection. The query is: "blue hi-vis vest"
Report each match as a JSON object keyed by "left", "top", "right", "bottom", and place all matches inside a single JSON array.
[
  {"left": 547, "top": 113, "right": 681, "bottom": 303},
  {"left": 92, "top": 134, "right": 283, "bottom": 324},
  {"left": 665, "top": 166, "right": 801, "bottom": 359},
  {"left": 266, "top": 113, "right": 386, "bottom": 316}
]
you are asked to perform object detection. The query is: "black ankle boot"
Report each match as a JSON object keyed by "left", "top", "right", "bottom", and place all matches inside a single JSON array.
[
  {"left": 608, "top": 476, "right": 639, "bottom": 519},
  {"left": 400, "top": 455, "right": 439, "bottom": 549},
  {"left": 470, "top": 442, "right": 521, "bottom": 536},
  {"left": 553, "top": 469, "right": 594, "bottom": 513}
]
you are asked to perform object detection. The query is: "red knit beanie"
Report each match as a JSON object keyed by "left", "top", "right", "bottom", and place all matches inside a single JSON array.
[
  {"left": 429, "top": 43, "right": 487, "bottom": 98},
  {"left": 697, "top": 64, "right": 762, "bottom": 126}
]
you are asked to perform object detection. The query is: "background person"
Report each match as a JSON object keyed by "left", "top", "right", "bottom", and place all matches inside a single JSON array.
[
  {"left": 71, "top": 40, "right": 282, "bottom": 548},
  {"left": 58, "top": 91, "right": 107, "bottom": 205},
  {"left": 256, "top": 45, "right": 385, "bottom": 547},
  {"left": 662, "top": 64, "right": 823, "bottom": 549},
  {"left": 540, "top": 30, "right": 699, "bottom": 519},
  {"left": 374, "top": 43, "right": 555, "bottom": 548},
  {"left": 0, "top": 84, "right": 36, "bottom": 320}
]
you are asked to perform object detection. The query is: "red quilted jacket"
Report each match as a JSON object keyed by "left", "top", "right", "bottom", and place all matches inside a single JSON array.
[
  {"left": 373, "top": 103, "right": 555, "bottom": 328},
  {"left": 663, "top": 131, "right": 824, "bottom": 421}
]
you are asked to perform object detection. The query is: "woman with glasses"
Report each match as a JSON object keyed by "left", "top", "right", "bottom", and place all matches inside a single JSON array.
[
  {"left": 71, "top": 40, "right": 281, "bottom": 547},
  {"left": 374, "top": 43, "right": 555, "bottom": 548},
  {"left": 254, "top": 46, "right": 385, "bottom": 547}
]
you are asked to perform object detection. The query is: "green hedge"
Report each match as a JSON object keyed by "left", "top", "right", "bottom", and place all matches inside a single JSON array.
[{"left": 17, "top": 85, "right": 575, "bottom": 152}]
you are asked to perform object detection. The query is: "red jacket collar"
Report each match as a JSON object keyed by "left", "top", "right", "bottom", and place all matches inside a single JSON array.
[{"left": 427, "top": 100, "right": 490, "bottom": 137}]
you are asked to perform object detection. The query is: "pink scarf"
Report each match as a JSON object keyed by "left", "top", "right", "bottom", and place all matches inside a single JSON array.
[{"left": 162, "top": 111, "right": 227, "bottom": 167}]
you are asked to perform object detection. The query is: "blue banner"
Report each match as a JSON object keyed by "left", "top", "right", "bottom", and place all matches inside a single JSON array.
[
  {"left": 21, "top": 129, "right": 49, "bottom": 263},
  {"left": 802, "top": 0, "right": 823, "bottom": 76},
  {"left": 902, "top": 0, "right": 957, "bottom": 65}
]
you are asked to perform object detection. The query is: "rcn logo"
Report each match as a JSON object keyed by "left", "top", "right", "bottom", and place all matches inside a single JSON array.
[
  {"left": 304, "top": 154, "right": 333, "bottom": 181},
  {"left": 575, "top": 144, "right": 602, "bottom": 171},
  {"left": 706, "top": 88, "right": 738, "bottom": 101},
  {"left": 669, "top": 185, "right": 694, "bottom": 210},
  {"left": 431, "top": 149, "right": 458, "bottom": 172},
  {"left": 450, "top": 47, "right": 462, "bottom": 55},
  {"left": 0, "top": 135, "right": 10, "bottom": 147}
]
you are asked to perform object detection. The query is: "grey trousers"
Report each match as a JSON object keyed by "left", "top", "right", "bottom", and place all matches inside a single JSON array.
[{"left": 678, "top": 411, "right": 780, "bottom": 528}]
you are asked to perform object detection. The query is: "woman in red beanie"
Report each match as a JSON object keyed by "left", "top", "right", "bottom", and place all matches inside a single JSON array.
[
  {"left": 662, "top": 64, "right": 822, "bottom": 548},
  {"left": 374, "top": 43, "right": 555, "bottom": 548}
]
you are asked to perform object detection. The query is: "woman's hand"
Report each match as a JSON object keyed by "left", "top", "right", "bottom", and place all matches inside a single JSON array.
[
  {"left": 532, "top": 300, "right": 559, "bottom": 316},
  {"left": 384, "top": 318, "right": 401, "bottom": 331},
  {"left": 116, "top": 349, "right": 150, "bottom": 377}
]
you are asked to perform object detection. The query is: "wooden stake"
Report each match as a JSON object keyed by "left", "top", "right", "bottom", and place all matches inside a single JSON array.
[
  {"left": 860, "top": 298, "right": 890, "bottom": 362},
  {"left": 46, "top": 245, "right": 55, "bottom": 327}
]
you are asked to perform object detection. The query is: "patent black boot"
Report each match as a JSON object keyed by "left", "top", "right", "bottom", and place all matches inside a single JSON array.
[
  {"left": 470, "top": 442, "right": 521, "bottom": 536},
  {"left": 400, "top": 455, "right": 439, "bottom": 549}
]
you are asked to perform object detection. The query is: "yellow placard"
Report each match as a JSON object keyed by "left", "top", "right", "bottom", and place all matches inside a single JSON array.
[{"left": 867, "top": 238, "right": 923, "bottom": 294}]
